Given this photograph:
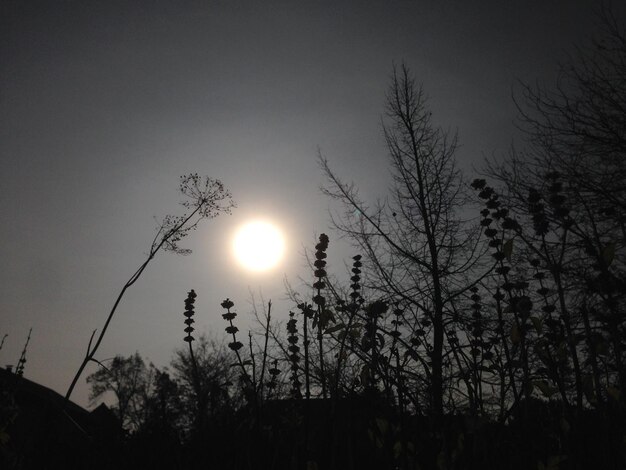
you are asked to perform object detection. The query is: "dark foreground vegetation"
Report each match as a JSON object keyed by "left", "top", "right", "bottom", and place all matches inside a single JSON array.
[{"left": 2, "top": 8, "right": 626, "bottom": 470}]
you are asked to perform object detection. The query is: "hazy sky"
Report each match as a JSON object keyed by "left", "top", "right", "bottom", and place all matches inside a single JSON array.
[{"left": 1, "top": 0, "right": 617, "bottom": 406}]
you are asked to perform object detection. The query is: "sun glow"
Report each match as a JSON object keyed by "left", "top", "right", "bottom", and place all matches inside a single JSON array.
[{"left": 233, "top": 220, "right": 285, "bottom": 272}]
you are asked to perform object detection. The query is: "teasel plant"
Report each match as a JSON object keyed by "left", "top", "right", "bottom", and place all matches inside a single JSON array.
[
  {"left": 183, "top": 290, "right": 200, "bottom": 383},
  {"left": 388, "top": 303, "right": 404, "bottom": 401},
  {"left": 220, "top": 298, "right": 254, "bottom": 400},
  {"left": 528, "top": 174, "right": 584, "bottom": 409},
  {"left": 529, "top": 257, "right": 572, "bottom": 405},
  {"left": 472, "top": 178, "right": 525, "bottom": 407},
  {"left": 313, "top": 233, "right": 330, "bottom": 398},
  {"left": 15, "top": 327, "right": 33, "bottom": 377},
  {"left": 332, "top": 255, "right": 364, "bottom": 396},
  {"left": 474, "top": 175, "right": 587, "bottom": 413},
  {"left": 462, "top": 286, "right": 490, "bottom": 415},
  {"left": 287, "top": 311, "right": 302, "bottom": 398},
  {"left": 298, "top": 302, "right": 315, "bottom": 400},
  {"left": 182, "top": 289, "right": 207, "bottom": 430},
  {"left": 221, "top": 298, "right": 243, "bottom": 356}
]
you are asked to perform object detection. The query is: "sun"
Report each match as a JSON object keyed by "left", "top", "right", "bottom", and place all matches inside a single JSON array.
[{"left": 233, "top": 220, "right": 286, "bottom": 272}]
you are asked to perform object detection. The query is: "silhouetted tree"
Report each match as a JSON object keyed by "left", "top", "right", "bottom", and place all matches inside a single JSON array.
[
  {"left": 485, "top": 6, "right": 626, "bottom": 407},
  {"left": 139, "top": 368, "right": 183, "bottom": 437},
  {"left": 171, "top": 335, "right": 239, "bottom": 435},
  {"left": 321, "top": 64, "right": 483, "bottom": 418},
  {"left": 87, "top": 353, "right": 151, "bottom": 431}
]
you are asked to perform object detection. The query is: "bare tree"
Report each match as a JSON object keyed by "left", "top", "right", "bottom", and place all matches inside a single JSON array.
[
  {"left": 320, "top": 65, "right": 483, "bottom": 417},
  {"left": 66, "top": 174, "right": 234, "bottom": 401},
  {"left": 171, "top": 335, "right": 238, "bottom": 433},
  {"left": 485, "top": 7, "right": 626, "bottom": 405},
  {"left": 87, "top": 353, "right": 150, "bottom": 430},
  {"left": 512, "top": 6, "right": 626, "bottom": 214}
]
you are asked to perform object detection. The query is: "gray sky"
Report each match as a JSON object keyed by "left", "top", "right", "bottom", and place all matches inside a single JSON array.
[{"left": 1, "top": 0, "right": 616, "bottom": 406}]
